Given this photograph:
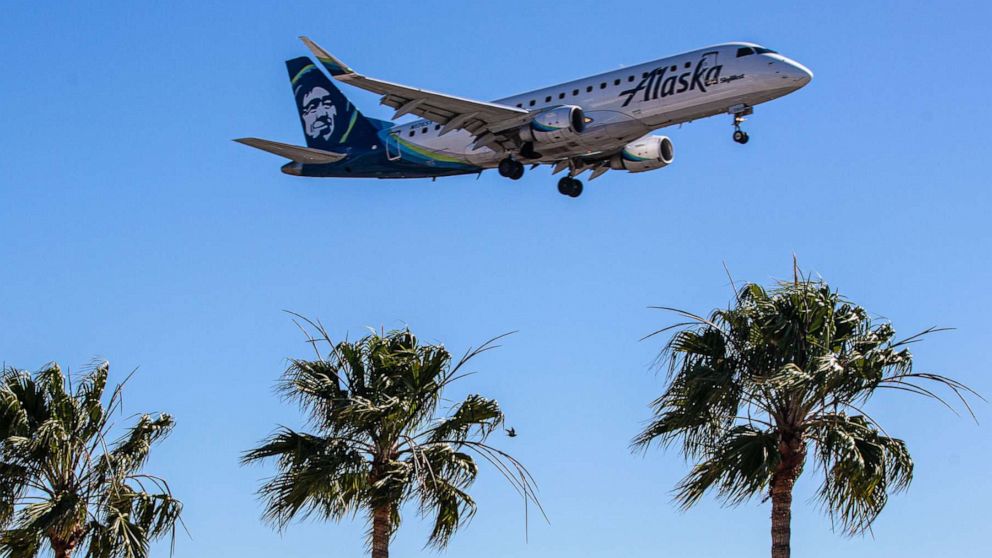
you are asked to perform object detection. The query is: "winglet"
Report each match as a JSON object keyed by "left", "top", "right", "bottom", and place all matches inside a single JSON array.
[{"left": 299, "top": 36, "right": 356, "bottom": 79}]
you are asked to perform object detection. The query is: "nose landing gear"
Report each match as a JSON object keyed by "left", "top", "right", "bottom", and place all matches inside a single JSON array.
[{"left": 729, "top": 105, "right": 753, "bottom": 144}]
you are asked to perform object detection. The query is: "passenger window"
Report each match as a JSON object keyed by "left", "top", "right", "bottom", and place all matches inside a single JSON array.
[
  {"left": 559, "top": 92, "right": 565, "bottom": 99},
  {"left": 572, "top": 89, "right": 579, "bottom": 96},
  {"left": 545, "top": 95, "right": 551, "bottom": 102},
  {"left": 586, "top": 86, "right": 593, "bottom": 93},
  {"left": 516, "top": 103, "right": 522, "bottom": 108},
  {"left": 628, "top": 75, "right": 635, "bottom": 82},
  {"left": 684, "top": 61, "right": 691, "bottom": 68},
  {"left": 408, "top": 130, "right": 414, "bottom": 137},
  {"left": 529, "top": 99, "right": 536, "bottom": 106},
  {"left": 670, "top": 66, "right": 676, "bottom": 72},
  {"left": 434, "top": 124, "right": 440, "bottom": 130},
  {"left": 642, "top": 71, "right": 649, "bottom": 78},
  {"left": 613, "top": 78, "right": 620, "bottom": 85},
  {"left": 736, "top": 47, "right": 755, "bottom": 57},
  {"left": 599, "top": 82, "right": 606, "bottom": 89},
  {"left": 421, "top": 127, "right": 427, "bottom": 134}
]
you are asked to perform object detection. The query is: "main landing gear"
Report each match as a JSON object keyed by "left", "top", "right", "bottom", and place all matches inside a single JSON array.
[
  {"left": 500, "top": 155, "right": 583, "bottom": 197},
  {"left": 730, "top": 105, "right": 753, "bottom": 144},
  {"left": 498, "top": 157, "right": 524, "bottom": 180},
  {"left": 557, "top": 176, "right": 583, "bottom": 198}
]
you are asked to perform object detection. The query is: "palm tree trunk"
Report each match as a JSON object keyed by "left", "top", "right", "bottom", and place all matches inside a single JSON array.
[
  {"left": 770, "top": 471, "right": 794, "bottom": 558},
  {"left": 51, "top": 539, "right": 73, "bottom": 558},
  {"left": 371, "top": 506, "right": 391, "bottom": 558},
  {"left": 770, "top": 434, "right": 805, "bottom": 558}
]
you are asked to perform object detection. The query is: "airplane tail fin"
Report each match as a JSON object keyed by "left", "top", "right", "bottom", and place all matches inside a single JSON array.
[{"left": 286, "top": 56, "right": 380, "bottom": 151}]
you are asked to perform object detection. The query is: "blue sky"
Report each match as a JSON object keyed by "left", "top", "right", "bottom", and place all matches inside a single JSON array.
[{"left": 1, "top": 1, "right": 990, "bottom": 556}]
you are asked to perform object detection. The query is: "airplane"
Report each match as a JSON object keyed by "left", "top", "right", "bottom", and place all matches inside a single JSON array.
[{"left": 236, "top": 37, "right": 812, "bottom": 197}]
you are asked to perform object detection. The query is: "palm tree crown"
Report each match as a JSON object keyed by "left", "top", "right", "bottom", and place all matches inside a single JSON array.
[
  {"left": 633, "top": 273, "right": 978, "bottom": 558},
  {"left": 243, "top": 320, "right": 540, "bottom": 558},
  {"left": 0, "top": 362, "right": 183, "bottom": 558}
]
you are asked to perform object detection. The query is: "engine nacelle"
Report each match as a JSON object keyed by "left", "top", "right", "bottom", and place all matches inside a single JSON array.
[
  {"left": 610, "top": 136, "right": 675, "bottom": 173},
  {"left": 519, "top": 105, "right": 585, "bottom": 143}
]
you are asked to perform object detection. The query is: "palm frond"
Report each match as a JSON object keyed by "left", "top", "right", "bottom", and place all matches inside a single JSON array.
[
  {"left": 427, "top": 395, "right": 503, "bottom": 444},
  {"left": 673, "top": 426, "right": 779, "bottom": 509},
  {"left": 812, "top": 414, "right": 912, "bottom": 535}
]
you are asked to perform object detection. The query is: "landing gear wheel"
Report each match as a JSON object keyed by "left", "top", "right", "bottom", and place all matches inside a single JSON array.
[
  {"left": 498, "top": 158, "right": 515, "bottom": 177},
  {"left": 568, "top": 180, "right": 583, "bottom": 197},
  {"left": 733, "top": 130, "right": 750, "bottom": 144},
  {"left": 499, "top": 158, "right": 525, "bottom": 180},
  {"left": 557, "top": 177, "right": 583, "bottom": 197}
]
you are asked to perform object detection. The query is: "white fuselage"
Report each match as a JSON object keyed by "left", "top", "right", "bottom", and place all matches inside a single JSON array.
[{"left": 386, "top": 43, "right": 812, "bottom": 166}]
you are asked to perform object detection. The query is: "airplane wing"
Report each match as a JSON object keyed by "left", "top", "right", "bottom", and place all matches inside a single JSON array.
[
  {"left": 234, "top": 138, "right": 347, "bottom": 164},
  {"left": 300, "top": 36, "right": 531, "bottom": 150}
]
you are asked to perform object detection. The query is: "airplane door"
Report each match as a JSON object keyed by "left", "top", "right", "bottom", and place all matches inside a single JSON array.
[
  {"left": 386, "top": 132, "right": 401, "bottom": 160},
  {"left": 701, "top": 51, "right": 720, "bottom": 87}
]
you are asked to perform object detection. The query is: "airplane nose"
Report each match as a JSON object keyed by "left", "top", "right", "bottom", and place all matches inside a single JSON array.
[{"left": 786, "top": 59, "right": 813, "bottom": 86}]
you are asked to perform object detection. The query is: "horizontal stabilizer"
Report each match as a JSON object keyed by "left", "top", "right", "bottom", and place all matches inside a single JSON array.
[{"left": 234, "top": 137, "right": 346, "bottom": 164}]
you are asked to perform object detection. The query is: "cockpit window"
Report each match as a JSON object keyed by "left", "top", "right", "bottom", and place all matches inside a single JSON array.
[{"left": 737, "top": 46, "right": 778, "bottom": 57}]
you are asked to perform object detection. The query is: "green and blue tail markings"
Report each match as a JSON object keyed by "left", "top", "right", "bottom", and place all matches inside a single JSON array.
[
  {"left": 286, "top": 56, "right": 379, "bottom": 152},
  {"left": 315, "top": 55, "right": 353, "bottom": 77}
]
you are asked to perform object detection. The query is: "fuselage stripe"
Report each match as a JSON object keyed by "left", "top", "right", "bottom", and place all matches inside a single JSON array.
[{"left": 396, "top": 136, "right": 466, "bottom": 164}]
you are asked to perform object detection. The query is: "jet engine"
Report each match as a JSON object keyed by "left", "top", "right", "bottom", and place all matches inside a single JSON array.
[
  {"left": 610, "top": 136, "right": 674, "bottom": 172},
  {"left": 519, "top": 105, "right": 586, "bottom": 143}
]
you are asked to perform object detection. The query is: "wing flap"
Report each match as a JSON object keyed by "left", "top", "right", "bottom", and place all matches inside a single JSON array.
[{"left": 234, "top": 138, "right": 346, "bottom": 164}]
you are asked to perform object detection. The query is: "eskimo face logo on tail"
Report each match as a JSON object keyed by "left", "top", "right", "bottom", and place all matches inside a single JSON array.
[
  {"left": 300, "top": 86, "right": 338, "bottom": 141},
  {"left": 620, "top": 51, "right": 724, "bottom": 107}
]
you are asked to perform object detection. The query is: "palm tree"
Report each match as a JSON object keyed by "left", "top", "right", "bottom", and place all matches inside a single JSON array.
[
  {"left": 0, "top": 361, "right": 183, "bottom": 558},
  {"left": 633, "top": 269, "right": 979, "bottom": 558},
  {"left": 243, "top": 318, "right": 542, "bottom": 558}
]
